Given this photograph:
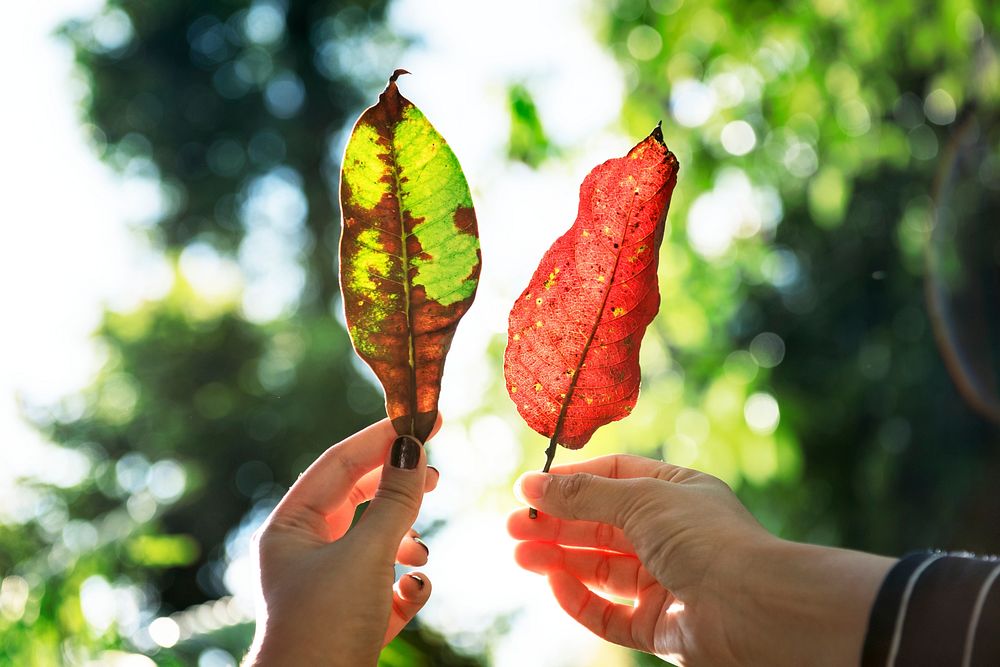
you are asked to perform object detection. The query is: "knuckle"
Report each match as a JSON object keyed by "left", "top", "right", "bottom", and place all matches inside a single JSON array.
[
  {"left": 599, "top": 600, "right": 615, "bottom": 636},
  {"left": 340, "top": 455, "right": 369, "bottom": 482},
  {"left": 557, "top": 473, "right": 594, "bottom": 504},
  {"left": 374, "top": 485, "right": 421, "bottom": 516},
  {"left": 347, "top": 485, "right": 367, "bottom": 507},
  {"left": 595, "top": 554, "right": 612, "bottom": 586},
  {"left": 321, "top": 443, "right": 367, "bottom": 480},
  {"left": 595, "top": 521, "right": 615, "bottom": 549},
  {"left": 652, "top": 465, "right": 682, "bottom": 482},
  {"left": 608, "top": 456, "right": 621, "bottom": 480}
]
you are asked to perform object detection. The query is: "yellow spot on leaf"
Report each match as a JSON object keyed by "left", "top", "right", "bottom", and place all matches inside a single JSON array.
[
  {"left": 511, "top": 386, "right": 518, "bottom": 393},
  {"left": 585, "top": 396, "right": 594, "bottom": 405},
  {"left": 582, "top": 230, "right": 590, "bottom": 237},
  {"left": 535, "top": 297, "right": 543, "bottom": 305},
  {"left": 534, "top": 383, "right": 543, "bottom": 392},
  {"left": 343, "top": 123, "right": 390, "bottom": 210},
  {"left": 629, "top": 244, "right": 648, "bottom": 263},
  {"left": 597, "top": 275, "right": 605, "bottom": 283},
  {"left": 349, "top": 228, "right": 391, "bottom": 292},
  {"left": 513, "top": 333, "right": 521, "bottom": 341},
  {"left": 612, "top": 306, "right": 625, "bottom": 317},
  {"left": 535, "top": 321, "right": 543, "bottom": 328}
]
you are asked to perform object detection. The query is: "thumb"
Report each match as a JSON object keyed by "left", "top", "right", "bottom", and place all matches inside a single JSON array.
[
  {"left": 516, "top": 471, "right": 640, "bottom": 527},
  {"left": 353, "top": 435, "right": 427, "bottom": 555}
]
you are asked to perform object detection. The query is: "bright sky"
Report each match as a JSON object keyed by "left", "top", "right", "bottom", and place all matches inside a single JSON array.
[
  {"left": 0, "top": 1, "right": 644, "bottom": 664},
  {"left": 0, "top": 0, "right": 172, "bottom": 508}
]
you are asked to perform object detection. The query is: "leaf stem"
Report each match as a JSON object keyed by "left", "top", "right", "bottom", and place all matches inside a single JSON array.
[
  {"left": 541, "top": 436, "right": 558, "bottom": 474},
  {"left": 528, "top": 435, "right": 559, "bottom": 519}
]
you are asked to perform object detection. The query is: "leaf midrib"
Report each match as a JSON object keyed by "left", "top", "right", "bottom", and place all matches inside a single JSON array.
[
  {"left": 549, "top": 190, "right": 640, "bottom": 446},
  {"left": 387, "top": 118, "right": 418, "bottom": 437}
]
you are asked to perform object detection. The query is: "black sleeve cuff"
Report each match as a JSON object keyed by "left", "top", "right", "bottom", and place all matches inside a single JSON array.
[
  {"left": 861, "top": 551, "right": 1000, "bottom": 666},
  {"left": 861, "top": 551, "right": 936, "bottom": 666}
]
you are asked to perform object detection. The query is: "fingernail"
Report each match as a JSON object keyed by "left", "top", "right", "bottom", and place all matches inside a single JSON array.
[
  {"left": 390, "top": 435, "right": 421, "bottom": 469},
  {"left": 407, "top": 573, "right": 425, "bottom": 590},
  {"left": 428, "top": 465, "right": 440, "bottom": 477},
  {"left": 520, "top": 473, "right": 551, "bottom": 501},
  {"left": 413, "top": 536, "right": 429, "bottom": 555}
]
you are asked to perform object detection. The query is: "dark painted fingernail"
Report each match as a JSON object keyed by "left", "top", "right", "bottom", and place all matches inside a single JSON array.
[
  {"left": 390, "top": 435, "right": 421, "bottom": 469},
  {"left": 413, "top": 536, "right": 429, "bottom": 555},
  {"left": 407, "top": 573, "right": 425, "bottom": 589}
]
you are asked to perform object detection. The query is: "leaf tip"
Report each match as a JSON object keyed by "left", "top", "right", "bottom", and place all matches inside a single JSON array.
[
  {"left": 650, "top": 121, "right": 665, "bottom": 145},
  {"left": 389, "top": 68, "right": 411, "bottom": 83}
]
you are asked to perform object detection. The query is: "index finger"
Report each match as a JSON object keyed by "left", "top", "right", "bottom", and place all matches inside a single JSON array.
[{"left": 548, "top": 454, "right": 678, "bottom": 480}]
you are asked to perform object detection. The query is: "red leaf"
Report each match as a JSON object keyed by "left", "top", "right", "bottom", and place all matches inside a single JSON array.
[{"left": 504, "top": 125, "right": 679, "bottom": 452}]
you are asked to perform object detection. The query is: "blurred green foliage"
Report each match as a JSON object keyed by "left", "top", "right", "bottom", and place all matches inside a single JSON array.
[
  {"left": 593, "top": 0, "right": 1000, "bottom": 564},
  {"left": 507, "top": 84, "right": 556, "bottom": 167}
]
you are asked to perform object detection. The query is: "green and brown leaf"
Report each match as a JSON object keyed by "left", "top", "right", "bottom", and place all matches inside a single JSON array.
[{"left": 339, "top": 71, "right": 481, "bottom": 441}]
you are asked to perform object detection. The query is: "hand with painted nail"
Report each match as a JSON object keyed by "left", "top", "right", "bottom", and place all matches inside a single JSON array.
[
  {"left": 242, "top": 419, "right": 439, "bottom": 667},
  {"left": 508, "top": 455, "right": 894, "bottom": 666}
]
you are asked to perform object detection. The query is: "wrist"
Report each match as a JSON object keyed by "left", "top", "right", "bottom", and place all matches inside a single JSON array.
[
  {"left": 243, "top": 631, "right": 377, "bottom": 667},
  {"left": 732, "top": 537, "right": 895, "bottom": 666}
]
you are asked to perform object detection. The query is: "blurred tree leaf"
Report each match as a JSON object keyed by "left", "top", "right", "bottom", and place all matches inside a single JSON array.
[{"left": 507, "top": 83, "right": 554, "bottom": 167}]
